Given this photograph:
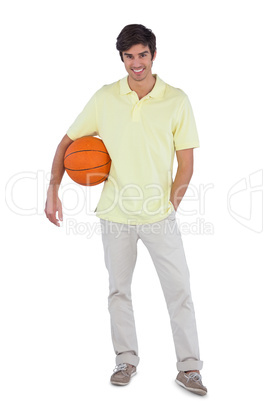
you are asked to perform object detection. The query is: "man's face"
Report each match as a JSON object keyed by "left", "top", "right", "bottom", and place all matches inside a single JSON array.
[{"left": 122, "top": 43, "right": 156, "bottom": 83}]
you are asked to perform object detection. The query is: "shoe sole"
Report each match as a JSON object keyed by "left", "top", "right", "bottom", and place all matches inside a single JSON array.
[
  {"left": 175, "top": 379, "right": 207, "bottom": 396},
  {"left": 111, "top": 371, "right": 137, "bottom": 386}
]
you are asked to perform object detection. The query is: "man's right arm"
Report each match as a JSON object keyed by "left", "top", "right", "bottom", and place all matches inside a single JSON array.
[{"left": 45, "top": 134, "right": 74, "bottom": 226}]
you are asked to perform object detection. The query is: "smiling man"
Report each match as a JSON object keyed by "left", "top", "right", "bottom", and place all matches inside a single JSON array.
[
  {"left": 122, "top": 47, "right": 157, "bottom": 103},
  {"left": 45, "top": 24, "right": 207, "bottom": 395}
]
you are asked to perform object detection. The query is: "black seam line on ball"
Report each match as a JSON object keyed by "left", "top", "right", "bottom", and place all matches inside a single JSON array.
[
  {"left": 64, "top": 149, "right": 109, "bottom": 160},
  {"left": 65, "top": 160, "right": 111, "bottom": 172},
  {"left": 89, "top": 176, "right": 109, "bottom": 185}
]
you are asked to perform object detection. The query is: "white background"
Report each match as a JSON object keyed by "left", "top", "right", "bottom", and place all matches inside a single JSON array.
[{"left": 1, "top": 0, "right": 267, "bottom": 400}]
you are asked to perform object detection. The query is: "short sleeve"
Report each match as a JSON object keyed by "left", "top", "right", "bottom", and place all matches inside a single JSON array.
[
  {"left": 66, "top": 93, "right": 98, "bottom": 140},
  {"left": 173, "top": 95, "right": 200, "bottom": 151}
]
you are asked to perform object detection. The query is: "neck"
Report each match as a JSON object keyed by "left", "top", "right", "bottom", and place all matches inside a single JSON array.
[{"left": 128, "top": 74, "right": 156, "bottom": 100}]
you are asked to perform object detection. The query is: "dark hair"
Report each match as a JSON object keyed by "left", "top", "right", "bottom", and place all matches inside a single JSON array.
[{"left": 116, "top": 24, "right": 156, "bottom": 61}]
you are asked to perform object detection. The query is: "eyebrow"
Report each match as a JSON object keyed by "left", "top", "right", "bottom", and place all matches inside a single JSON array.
[{"left": 123, "top": 51, "right": 149, "bottom": 57}]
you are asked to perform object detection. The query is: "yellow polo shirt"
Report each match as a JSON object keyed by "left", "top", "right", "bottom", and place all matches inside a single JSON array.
[{"left": 66, "top": 75, "right": 199, "bottom": 224}]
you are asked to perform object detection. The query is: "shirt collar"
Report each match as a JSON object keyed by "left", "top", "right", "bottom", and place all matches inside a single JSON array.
[{"left": 119, "top": 74, "right": 166, "bottom": 98}]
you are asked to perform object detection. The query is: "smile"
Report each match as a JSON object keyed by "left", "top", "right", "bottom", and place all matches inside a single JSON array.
[{"left": 132, "top": 68, "right": 145, "bottom": 74}]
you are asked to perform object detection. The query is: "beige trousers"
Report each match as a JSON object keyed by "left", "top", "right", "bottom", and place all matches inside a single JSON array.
[{"left": 100, "top": 211, "right": 203, "bottom": 371}]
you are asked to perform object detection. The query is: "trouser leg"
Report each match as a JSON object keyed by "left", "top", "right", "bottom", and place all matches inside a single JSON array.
[
  {"left": 138, "top": 212, "right": 203, "bottom": 371},
  {"left": 100, "top": 219, "right": 140, "bottom": 367}
]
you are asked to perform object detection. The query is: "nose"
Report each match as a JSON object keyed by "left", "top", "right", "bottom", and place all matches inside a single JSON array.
[{"left": 131, "top": 57, "right": 142, "bottom": 68}]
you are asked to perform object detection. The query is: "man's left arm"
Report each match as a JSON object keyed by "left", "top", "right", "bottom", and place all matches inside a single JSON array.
[{"left": 170, "top": 148, "right": 194, "bottom": 211}]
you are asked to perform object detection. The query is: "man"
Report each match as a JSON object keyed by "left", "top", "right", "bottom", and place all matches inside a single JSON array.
[{"left": 45, "top": 24, "right": 207, "bottom": 396}]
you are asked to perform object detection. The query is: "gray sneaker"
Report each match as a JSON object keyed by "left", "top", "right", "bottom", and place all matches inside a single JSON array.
[
  {"left": 176, "top": 371, "right": 207, "bottom": 396},
  {"left": 110, "top": 363, "right": 137, "bottom": 386}
]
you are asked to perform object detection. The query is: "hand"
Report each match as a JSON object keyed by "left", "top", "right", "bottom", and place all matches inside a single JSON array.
[{"left": 44, "top": 186, "right": 63, "bottom": 227}]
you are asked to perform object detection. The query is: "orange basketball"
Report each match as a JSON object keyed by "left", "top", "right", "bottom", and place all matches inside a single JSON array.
[{"left": 64, "top": 136, "right": 111, "bottom": 186}]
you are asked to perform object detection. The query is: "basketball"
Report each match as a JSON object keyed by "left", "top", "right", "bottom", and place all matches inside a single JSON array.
[{"left": 64, "top": 136, "right": 111, "bottom": 186}]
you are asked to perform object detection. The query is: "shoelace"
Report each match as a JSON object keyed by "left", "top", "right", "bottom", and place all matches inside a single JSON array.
[
  {"left": 113, "top": 363, "right": 128, "bottom": 374},
  {"left": 185, "top": 372, "right": 203, "bottom": 384}
]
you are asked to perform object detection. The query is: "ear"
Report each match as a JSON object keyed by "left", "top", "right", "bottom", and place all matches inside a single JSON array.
[{"left": 152, "top": 50, "right": 157, "bottom": 61}]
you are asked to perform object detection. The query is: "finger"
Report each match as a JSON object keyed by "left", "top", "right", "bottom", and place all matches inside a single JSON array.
[
  {"left": 46, "top": 211, "right": 60, "bottom": 227},
  {"left": 58, "top": 203, "right": 63, "bottom": 222},
  {"left": 52, "top": 215, "right": 60, "bottom": 226},
  {"left": 49, "top": 215, "right": 60, "bottom": 226}
]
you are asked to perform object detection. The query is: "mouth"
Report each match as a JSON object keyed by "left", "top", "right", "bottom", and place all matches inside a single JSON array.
[{"left": 132, "top": 68, "right": 145, "bottom": 75}]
